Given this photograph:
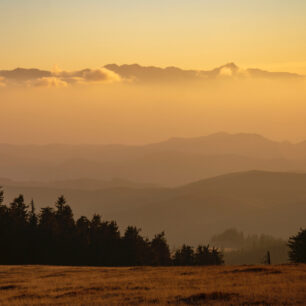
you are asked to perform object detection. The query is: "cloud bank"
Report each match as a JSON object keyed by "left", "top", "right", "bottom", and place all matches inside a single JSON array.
[
  {"left": 105, "top": 62, "right": 304, "bottom": 82},
  {"left": 0, "top": 63, "right": 304, "bottom": 88},
  {"left": 0, "top": 67, "right": 122, "bottom": 88}
]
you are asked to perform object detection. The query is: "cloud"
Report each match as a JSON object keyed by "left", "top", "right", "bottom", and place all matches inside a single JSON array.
[
  {"left": 0, "top": 67, "right": 122, "bottom": 88},
  {"left": 0, "top": 64, "right": 304, "bottom": 88},
  {"left": 30, "top": 77, "right": 68, "bottom": 88},
  {"left": 219, "top": 67, "right": 234, "bottom": 77},
  {"left": 218, "top": 65, "right": 249, "bottom": 78},
  {"left": 105, "top": 63, "right": 305, "bottom": 83},
  {"left": 80, "top": 68, "right": 121, "bottom": 83},
  {"left": 53, "top": 68, "right": 122, "bottom": 85}
]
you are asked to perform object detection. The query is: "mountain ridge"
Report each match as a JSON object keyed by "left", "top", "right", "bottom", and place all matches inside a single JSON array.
[
  {"left": 1, "top": 63, "right": 304, "bottom": 84},
  {"left": 1, "top": 132, "right": 306, "bottom": 185},
  {"left": 1, "top": 170, "right": 306, "bottom": 245}
]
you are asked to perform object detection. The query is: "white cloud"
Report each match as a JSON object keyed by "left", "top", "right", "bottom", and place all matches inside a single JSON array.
[
  {"left": 81, "top": 68, "right": 121, "bottom": 83},
  {"left": 219, "top": 67, "right": 234, "bottom": 77},
  {"left": 51, "top": 67, "right": 122, "bottom": 85}
]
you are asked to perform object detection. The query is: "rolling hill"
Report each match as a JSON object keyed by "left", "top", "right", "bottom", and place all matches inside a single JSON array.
[
  {"left": 1, "top": 171, "right": 306, "bottom": 246},
  {"left": 1, "top": 132, "right": 306, "bottom": 185}
]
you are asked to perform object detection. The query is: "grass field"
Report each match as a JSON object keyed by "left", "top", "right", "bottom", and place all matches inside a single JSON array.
[{"left": 0, "top": 264, "right": 305, "bottom": 305}]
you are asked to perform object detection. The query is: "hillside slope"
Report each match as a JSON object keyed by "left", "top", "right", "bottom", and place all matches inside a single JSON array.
[
  {"left": 2, "top": 171, "right": 306, "bottom": 245},
  {"left": 1, "top": 133, "right": 306, "bottom": 185}
]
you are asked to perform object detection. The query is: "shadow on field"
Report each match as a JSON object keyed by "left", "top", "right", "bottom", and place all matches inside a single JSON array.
[
  {"left": 40, "top": 273, "right": 67, "bottom": 278},
  {"left": 180, "top": 271, "right": 196, "bottom": 275},
  {"left": 0, "top": 285, "right": 19, "bottom": 291},
  {"left": 174, "top": 291, "right": 239, "bottom": 304},
  {"left": 10, "top": 294, "right": 43, "bottom": 301},
  {"left": 225, "top": 267, "right": 282, "bottom": 274}
]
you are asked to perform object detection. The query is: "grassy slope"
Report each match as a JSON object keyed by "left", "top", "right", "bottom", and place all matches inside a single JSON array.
[{"left": 0, "top": 264, "right": 305, "bottom": 305}]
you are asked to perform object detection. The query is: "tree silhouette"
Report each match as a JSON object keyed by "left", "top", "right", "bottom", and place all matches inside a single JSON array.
[
  {"left": 9, "top": 194, "right": 28, "bottom": 224},
  {"left": 173, "top": 245, "right": 195, "bottom": 266},
  {"left": 195, "top": 245, "right": 211, "bottom": 265},
  {"left": 29, "top": 199, "right": 38, "bottom": 227},
  {"left": 150, "top": 232, "right": 171, "bottom": 266},
  {"left": 54, "top": 196, "right": 75, "bottom": 264},
  {"left": 55, "top": 195, "right": 66, "bottom": 213},
  {"left": 173, "top": 244, "right": 224, "bottom": 266},
  {"left": 122, "top": 226, "right": 150, "bottom": 266},
  {"left": 0, "top": 187, "right": 3, "bottom": 205},
  {"left": 76, "top": 216, "right": 91, "bottom": 264},
  {"left": 0, "top": 190, "right": 224, "bottom": 267},
  {"left": 288, "top": 228, "right": 306, "bottom": 263}
]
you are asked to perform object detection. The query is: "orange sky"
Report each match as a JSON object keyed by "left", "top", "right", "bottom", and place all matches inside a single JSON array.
[
  {"left": 1, "top": 0, "right": 306, "bottom": 73},
  {"left": 1, "top": 77, "right": 306, "bottom": 144},
  {"left": 1, "top": 0, "right": 306, "bottom": 144}
]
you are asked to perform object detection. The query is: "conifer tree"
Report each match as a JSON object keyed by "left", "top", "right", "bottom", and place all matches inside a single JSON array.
[
  {"left": 0, "top": 187, "right": 3, "bottom": 205},
  {"left": 288, "top": 228, "right": 306, "bottom": 263}
]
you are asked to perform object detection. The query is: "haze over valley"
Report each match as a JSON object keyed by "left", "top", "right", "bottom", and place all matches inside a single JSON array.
[
  {"left": 1, "top": 132, "right": 306, "bottom": 246},
  {"left": 2, "top": 132, "right": 306, "bottom": 185},
  {"left": 1, "top": 61, "right": 306, "bottom": 249},
  {"left": 2, "top": 2, "right": 306, "bottom": 304}
]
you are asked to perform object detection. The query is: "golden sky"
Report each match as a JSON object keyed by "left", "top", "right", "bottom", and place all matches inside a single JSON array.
[
  {"left": 1, "top": 1, "right": 306, "bottom": 145},
  {"left": 1, "top": 78, "right": 306, "bottom": 144},
  {"left": 1, "top": 0, "right": 306, "bottom": 73}
]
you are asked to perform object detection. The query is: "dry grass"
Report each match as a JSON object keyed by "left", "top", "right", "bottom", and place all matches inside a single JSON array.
[{"left": 0, "top": 264, "right": 305, "bottom": 305}]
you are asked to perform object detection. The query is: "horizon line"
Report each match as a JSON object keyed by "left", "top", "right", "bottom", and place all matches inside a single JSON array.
[{"left": 0, "top": 132, "right": 305, "bottom": 147}]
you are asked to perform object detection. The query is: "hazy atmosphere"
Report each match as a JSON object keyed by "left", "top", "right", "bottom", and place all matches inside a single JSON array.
[
  {"left": 0, "top": 1, "right": 306, "bottom": 304},
  {"left": 1, "top": 1, "right": 306, "bottom": 144}
]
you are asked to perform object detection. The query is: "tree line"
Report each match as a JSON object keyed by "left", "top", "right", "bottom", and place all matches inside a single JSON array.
[
  {"left": 210, "top": 228, "right": 289, "bottom": 265},
  {"left": 0, "top": 188, "right": 223, "bottom": 266},
  {"left": 288, "top": 228, "right": 306, "bottom": 263}
]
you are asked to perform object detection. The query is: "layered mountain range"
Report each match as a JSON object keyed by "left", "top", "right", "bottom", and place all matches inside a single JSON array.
[
  {"left": 1, "top": 132, "right": 306, "bottom": 185},
  {"left": 1, "top": 170, "right": 306, "bottom": 246},
  {"left": 1, "top": 132, "right": 306, "bottom": 245}
]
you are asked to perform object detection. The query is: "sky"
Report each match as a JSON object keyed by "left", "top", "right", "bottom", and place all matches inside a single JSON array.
[
  {"left": 1, "top": 0, "right": 306, "bottom": 73},
  {"left": 1, "top": 0, "right": 306, "bottom": 145}
]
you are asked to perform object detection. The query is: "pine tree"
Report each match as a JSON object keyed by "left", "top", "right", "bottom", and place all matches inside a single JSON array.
[
  {"left": 288, "top": 228, "right": 306, "bottom": 263},
  {"left": 151, "top": 232, "right": 171, "bottom": 265},
  {"left": 29, "top": 199, "right": 38, "bottom": 227},
  {"left": 173, "top": 245, "right": 195, "bottom": 266},
  {"left": 55, "top": 195, "right": 66, "bottom": 214},
  {"left": 123, "top": 226, "right": 150, "bottom": 266},
  {"left": 9, "top": 194, "right": 28, "bottom": 224},
  {"left": 0, "top": 187, "right": 4, "bottom": 205}
]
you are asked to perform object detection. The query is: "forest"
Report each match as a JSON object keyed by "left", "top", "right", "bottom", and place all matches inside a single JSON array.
[{"left": 0, "top": 188, "right": 223, "bottom": 266}]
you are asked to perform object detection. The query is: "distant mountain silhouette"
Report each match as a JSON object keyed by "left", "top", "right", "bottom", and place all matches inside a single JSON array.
[
  {"left": 2, "top": 170, "right": 306, "bottom": 246},
  {"left": 104, "top": 63, "right": 303, "bottom": 82},
  {"left": 0, "top": 68, "right": 51, "bottom": 80},
  {"left": 0, "top": 177, "right": 157, "bottom": 191},
  {"left": 0, "top": 63, "right": 303, "bottom": 84},
  {"left": 1, "top": 133, "right": 306, "bottom": 185}
]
